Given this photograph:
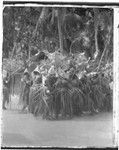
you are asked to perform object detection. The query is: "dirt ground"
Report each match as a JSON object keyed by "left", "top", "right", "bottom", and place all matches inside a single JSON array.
[{"left": 2, "top": 108, "right": 113, "bottom": 148}]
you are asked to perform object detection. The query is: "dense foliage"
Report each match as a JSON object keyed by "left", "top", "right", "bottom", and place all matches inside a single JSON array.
[
  {"left": 3, "top": 7, "right": 113, "bottom": 60},
  {"left": 3, "top": 6, "right": 113, "bottom": 119},
  {"left": 28, "top": 53, "right": 112, "bottom": 119}
]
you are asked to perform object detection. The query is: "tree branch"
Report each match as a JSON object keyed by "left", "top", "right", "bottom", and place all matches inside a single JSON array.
[{"left": 97, "top": 28, "right": 112, "bottom": 72}]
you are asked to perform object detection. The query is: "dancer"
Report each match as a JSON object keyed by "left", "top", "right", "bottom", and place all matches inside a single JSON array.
[
  {"left": 21, "top": 69, "right": 32, "bottom": 112},
  {"left": 3, "top": 72, "right": 10, "bottom": 110}
]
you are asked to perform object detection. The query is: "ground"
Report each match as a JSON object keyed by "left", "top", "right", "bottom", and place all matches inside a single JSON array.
[
  {"left": 2, "top": 109, "right": 113, "bottom": 148},
  {"left": 1, "top": 95, "right": 113, "bottom": 147}
]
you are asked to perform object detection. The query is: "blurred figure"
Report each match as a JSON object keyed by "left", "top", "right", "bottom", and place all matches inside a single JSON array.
[
  {"left": 21, "top": 69, "right": 32, "bottom": 112},
  {"left": 29, "top": 67, "right": 42, "bottom": 114},
  {"left": 3, "top": 72, "right": 10, "bottom": 110},
  {"left": 32, "top": 71, "right": 42, "bottom": 86}
]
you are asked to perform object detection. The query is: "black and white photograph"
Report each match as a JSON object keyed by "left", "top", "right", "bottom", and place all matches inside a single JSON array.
[{"left": 1, "top": 1, "right": 118, "bottom": 148}]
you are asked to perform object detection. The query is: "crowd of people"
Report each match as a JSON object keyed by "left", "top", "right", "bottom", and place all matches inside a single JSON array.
[
  {"left": 2, "top": 61, "right": 112, "bottom": 120},
  {"left": 3, "top": 65, "right": 49, "bottom": 113},
  {"left": 2, "top": 65, "right": 79, "bottom": 113},
  {"left": 20, "top": 67, "right": 45, "bottom": 113}
]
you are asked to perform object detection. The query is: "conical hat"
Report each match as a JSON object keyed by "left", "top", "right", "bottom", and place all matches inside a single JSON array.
[
  {"left": 33, "top": 66, "right": 40, "bottom": 73},
  {"left": 24, "top": 68, "right": 29, "bottom": 73}
]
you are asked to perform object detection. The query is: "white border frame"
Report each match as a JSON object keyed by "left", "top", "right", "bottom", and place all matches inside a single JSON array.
[{"left": 1, "top": 1, "right": 119, "bottom": 148}]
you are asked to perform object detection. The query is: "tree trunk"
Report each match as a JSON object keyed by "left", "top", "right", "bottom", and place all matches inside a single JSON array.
[
  {"left": 11, "top": 42, "right": 17, "bottom": 58},
  {"left": 97, "top": 28, "right": 112, "bottom": 71},
  {"left": 33, "top": 7, "right": 49, "bottom": 38},
  {"left": 57, "top": 8, "right": 63, "bottom": 52},
  {"left": 93, "top": 8, "right": 100, "bottom": 59}
]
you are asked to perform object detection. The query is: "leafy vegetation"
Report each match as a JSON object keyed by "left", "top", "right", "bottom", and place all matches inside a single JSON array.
[{"left": 3, "top": 7, "right": 113, "bottom": 119}]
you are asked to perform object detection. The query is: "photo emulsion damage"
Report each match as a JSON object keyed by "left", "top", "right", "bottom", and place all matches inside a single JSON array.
[{"left": 2, "top": 4, "right": 114, "bottom": 148}]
